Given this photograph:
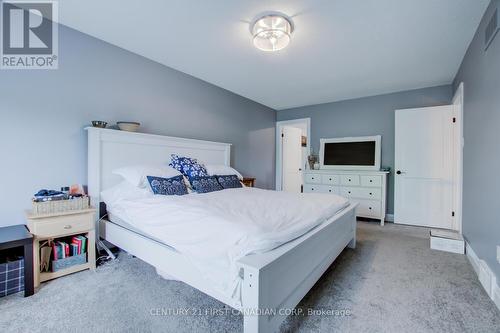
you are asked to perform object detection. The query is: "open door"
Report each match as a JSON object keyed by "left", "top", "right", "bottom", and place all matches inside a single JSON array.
[{"left": 282, "top": 126, "right": 303, "bottom": 193}]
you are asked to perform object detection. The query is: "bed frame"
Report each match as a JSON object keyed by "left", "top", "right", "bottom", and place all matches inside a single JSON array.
[{"left": 86, "top": 127, "right": 357, "bottom": 333}]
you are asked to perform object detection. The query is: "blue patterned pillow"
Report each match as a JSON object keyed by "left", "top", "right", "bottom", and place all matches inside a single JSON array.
[
  {"left": 169, "top": 154, "right": 208, "bottom": 179},
  {"left": 216, "top": 175, "right": 242, "bottom": 189},
  {"left": 189, "top": 176, "right": 223, "bottom": 194},
  {"left": 147, "top": 175, "right": 188, "bottom": 196}
]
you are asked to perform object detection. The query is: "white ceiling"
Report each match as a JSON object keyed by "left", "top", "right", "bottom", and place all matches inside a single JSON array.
[{"left": 58, "top": 0, "right": 489, "bottom": 110}]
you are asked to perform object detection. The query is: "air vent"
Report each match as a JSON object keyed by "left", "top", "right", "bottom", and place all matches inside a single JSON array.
[{"left": 485, "top": 7, "right": 499, "bottom": 51}]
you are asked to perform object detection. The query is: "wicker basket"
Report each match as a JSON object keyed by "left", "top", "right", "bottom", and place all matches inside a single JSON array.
[{"left": 32, "top": 196, "right": 90, "bottom": 216}]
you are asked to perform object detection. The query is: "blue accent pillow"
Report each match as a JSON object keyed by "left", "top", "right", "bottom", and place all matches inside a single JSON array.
[
  {"left": 216, "top": 175, "right": 242, "bottom": 189},
  {"left": 169, "top": 154, "right": 208, "bottom": 179},
  {"left": 147, "top": 175, "right": 188, "bottom": 196},
  {"left": 189, "top": 176, "right": 223, "bottom": 194}
]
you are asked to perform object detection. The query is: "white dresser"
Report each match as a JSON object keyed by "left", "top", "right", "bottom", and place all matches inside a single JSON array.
[{"left": 304, "top": 170, "right": 389, "bottom": 225}]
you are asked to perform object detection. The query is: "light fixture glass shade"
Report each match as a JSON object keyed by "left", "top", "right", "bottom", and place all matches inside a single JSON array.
[{"left": 252, "top": 15, "right": 292, "bottom": 52}]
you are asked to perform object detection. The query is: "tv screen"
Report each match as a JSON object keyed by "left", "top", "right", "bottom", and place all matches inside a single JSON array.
[{"left": 323, "top": 141, "right": 376, "bottom": 166}]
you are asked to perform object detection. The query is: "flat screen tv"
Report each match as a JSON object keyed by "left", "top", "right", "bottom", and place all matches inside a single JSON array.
[{"left": 319, "top": 136, "right": 381, "bottom": 170}]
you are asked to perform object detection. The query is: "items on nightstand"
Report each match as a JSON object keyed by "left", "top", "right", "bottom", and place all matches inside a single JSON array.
[
  {"left": 26, "top": 208, "right": 96, "bottom": 287},
  {"left": 0, "top": 225, "right": 34, "bottom": 297},
  {"left": 242, "top": 177, "right": 256, "bottom": 187},
  {"left": 32, "top": 187, "right": 90, "bottom": 215}
]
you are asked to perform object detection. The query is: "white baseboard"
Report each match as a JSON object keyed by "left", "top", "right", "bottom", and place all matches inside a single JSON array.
[
  {"left": 385, "top": 214, "right": 394, "bottom": 222},
  {"left": 494, "top": 281, "right": 500, "bottom": 310},
  {"left": 466, "top": 241, "right": 500, "bottom": 311}
]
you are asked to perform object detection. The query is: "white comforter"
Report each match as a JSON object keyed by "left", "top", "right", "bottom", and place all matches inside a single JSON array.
[{"left": 106, "top": 187, "right": 348, "bottom": 304}]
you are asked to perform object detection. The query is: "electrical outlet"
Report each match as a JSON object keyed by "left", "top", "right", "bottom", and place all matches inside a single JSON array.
[{"left": 497, "top": 246, "right": 500, "bottom": 264}]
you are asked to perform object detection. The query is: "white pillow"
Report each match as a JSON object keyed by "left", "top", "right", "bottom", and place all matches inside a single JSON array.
[
  {"left": 204, "top": 164, "right": 243, "bottom": 180},
  {"left": 101, "top": 181, "right": 152, "bottom": 206},
  {"left": 112, "top": 165, "right": 181, "bottom": 188}
]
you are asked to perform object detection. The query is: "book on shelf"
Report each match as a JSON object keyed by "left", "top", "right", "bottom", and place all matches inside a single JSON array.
[{"left": 51, "top": 235, "right": 87, "bottom": 261}]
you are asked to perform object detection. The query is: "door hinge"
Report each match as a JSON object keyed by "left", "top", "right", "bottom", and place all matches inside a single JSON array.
[
  {"left": 452, "top": 211, "right": 455, "bottom": 217},
  {"left": 452, "top": 117, "right": 456, "bottom": 123}
]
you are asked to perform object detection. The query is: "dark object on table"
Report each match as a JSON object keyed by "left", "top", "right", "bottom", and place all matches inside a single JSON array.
[
  {"left": 91, "top": 120, "right": 107, "bottom": 128},
  {"left": 33, "top": 189, "right": 67, "bottom": 202},
  {"left": 0, "top": 225, "right": 34, "bottom": 297},
  {"left": 242, "top": 177, "right": 256, "bottom": 187}
]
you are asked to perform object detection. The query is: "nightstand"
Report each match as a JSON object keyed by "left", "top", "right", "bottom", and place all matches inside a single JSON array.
[
  {"left": 242, "top": 177, "right": 256, "bottom": 187},
  {"left": 25, "top": 208, "right": 96, "bottom": 287},
  {"left": 0, "top": 225, "right": 34, "bottom": 297}
]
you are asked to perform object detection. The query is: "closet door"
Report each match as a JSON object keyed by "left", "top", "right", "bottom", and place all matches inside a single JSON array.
[{"left": 394, "top": 105, "right": 454, "bottom": 229}]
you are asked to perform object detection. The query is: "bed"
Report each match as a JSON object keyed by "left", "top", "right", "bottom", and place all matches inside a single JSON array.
[{"left": 86, "top": 127, "right": 357, "bottom": 333}]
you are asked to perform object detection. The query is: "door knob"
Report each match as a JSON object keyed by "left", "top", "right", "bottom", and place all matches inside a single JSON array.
[{"left": 396, "top": 170, "right": 402, "bottom": 175}]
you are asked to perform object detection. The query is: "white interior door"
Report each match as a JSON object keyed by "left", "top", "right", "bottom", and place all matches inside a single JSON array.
[
  {"left": 394, "top": 105, "right": 455, "bottom": 229},
  {"left": 282, "top": 126, "right": 303, "bottom": 192}
]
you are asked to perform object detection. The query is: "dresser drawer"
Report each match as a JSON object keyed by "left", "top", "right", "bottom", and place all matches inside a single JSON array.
[
  {"left": 360, "top": 175, "right": 382, "bottom": 187},
  {"left": 304, "top": 184, "right": 339, "bottom": 194},
  {"left": 305, "top": 174, "right": 321, "bottom": 184},
  {"left": 321, "top": 174, "right": 340, "bottom": 185},
  {"left": 340, "top": 175, "right": 360, "bottom": 186},
  {"left": 355, "top": 200, "right": 381, "bottom": 218},
  {"left": 341, "top": 187, "right": 381, "bottom": 200},
  {"left": 28, "top": 213, "right": 93, "bottom": 238}
]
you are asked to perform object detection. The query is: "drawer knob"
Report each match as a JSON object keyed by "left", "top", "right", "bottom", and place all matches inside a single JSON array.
[
  {"left": 369, "top": 192, "right": 373, "bottom": 195},
  {"left": 329, "top": 190, "right": 331, "bottom": 192},
  {"left": 348, "top": 191, "right": 351, "bottom": 194},
  {"left": 348, "top": 179, "right": 351, "bottom": 181},
  {"left": 329, "top": 178, "right": 332, "bottom": 180},
  {"left": 370, "top": 180, "right": 373, "bottom": 183},
  {"left": 369, "top": 207, "right": 372, "bottom": 210},
  {"left": 64, "top": 225, "right": 72, "bottom": 229}
]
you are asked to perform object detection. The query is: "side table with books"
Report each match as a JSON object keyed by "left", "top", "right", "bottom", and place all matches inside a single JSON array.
[{"left": 25, "top": 208, "right": 96, "bottom": 287}]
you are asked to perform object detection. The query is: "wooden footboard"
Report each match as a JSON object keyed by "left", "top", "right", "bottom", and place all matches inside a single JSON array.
[{"left": 237, "top": 204, "right": 357, "bottom": 333}]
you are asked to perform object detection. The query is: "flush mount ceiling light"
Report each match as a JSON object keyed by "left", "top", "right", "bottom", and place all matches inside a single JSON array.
[{"left": 251, "top": 14, "right": 293, "bottom": 52}]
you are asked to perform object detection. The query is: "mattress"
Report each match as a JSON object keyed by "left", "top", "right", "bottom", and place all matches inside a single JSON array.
[
  {"left": 107, "top": 212, "right": 175, "bottom": 250},
  {"left": 102, "top": 186, "right": 350, "bottom": 306}
]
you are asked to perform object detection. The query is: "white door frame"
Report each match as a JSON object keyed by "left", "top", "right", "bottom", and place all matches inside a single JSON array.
[
  {"left": 452, "top": 82, "right": 464, "bottom": 233},
  {"left": 276, "top": 118, "right": 311, "bottom": 191}
]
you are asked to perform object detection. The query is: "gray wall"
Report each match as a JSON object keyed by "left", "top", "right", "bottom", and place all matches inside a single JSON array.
[
  {"left": 0, "top": 25, "right": 276, "bottom": 227},
  {"left": 277, "top": 85, "right": 453, "bottom": 214},
  {"left": 453, "top": 0, "right": 500, "bottom": 278}
]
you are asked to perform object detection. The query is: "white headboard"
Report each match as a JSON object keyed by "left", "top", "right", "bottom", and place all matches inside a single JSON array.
[{"left": 86, "top": 127, "right": 231, "bottom": 214}]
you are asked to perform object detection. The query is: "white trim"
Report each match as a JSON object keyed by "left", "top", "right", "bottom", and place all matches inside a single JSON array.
[
  {"left": 275, "top": 118, "right": 311, "bottom": 191},
  {"left": 385, "top": 214, "right": 394, "bottom": 222},
  {"left": 319, "top": 135, "right": 381, "bottom": 171},
  {"left": 452, "top": 82, "right": 464, "bottom": 233},
  {"left": 494, "top": 282, "right": 500, "bottom": 311},
  {"left": 466, "top": 241, "right": 500, "bottom": 311}
]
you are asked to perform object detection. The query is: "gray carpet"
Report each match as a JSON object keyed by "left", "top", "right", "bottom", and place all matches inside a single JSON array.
[{"left": 1, "top": 222, "right": 499, "bottom": 333}]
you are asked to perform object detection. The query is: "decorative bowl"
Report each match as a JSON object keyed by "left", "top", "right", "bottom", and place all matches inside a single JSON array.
[
  {"left": 91, "top": 120, "right": 107, "bottom": 128},
  {"left": 117, "top": 121, "right": 140, "bottom": 132}
]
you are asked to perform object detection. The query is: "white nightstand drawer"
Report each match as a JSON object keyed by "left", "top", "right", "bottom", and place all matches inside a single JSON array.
[
  {"left": 28, "top": 213, "right": 93, "bottom": 238},
  {"left": 341, "top": 187, "right": 381, "bottom": 200},
  {"left": 305, "top": 174, "right": 321, "bottom": 184},
  {"left": 321, "top": 174, "right": 340, "bottom": 185},
  {"left": 355, "top": 200, "right": 381, "bottom": 217},
  {"left": 360, "top": 175, "right": 382, "bottom": 187},
  {"left": 340, "top": 175, "right": 360, "bottom": 186}
]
